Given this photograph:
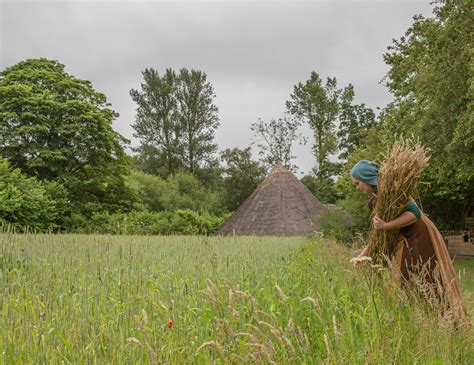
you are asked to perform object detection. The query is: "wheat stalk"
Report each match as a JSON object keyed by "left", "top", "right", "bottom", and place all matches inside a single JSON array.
[{"left": 368, "top": 137, "right": 430, "bottom": 263}]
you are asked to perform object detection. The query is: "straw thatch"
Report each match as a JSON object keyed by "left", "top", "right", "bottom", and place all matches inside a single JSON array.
[{"left": 216, "top": 163, "right": 328, "bottom": 236}]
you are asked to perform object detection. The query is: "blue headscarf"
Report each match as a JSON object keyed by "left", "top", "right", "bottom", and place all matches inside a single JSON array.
[{"left": 350, "top": 160, "right": 379, "bottom": 186}]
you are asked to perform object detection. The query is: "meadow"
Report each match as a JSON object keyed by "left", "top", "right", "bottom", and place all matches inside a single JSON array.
[{"left": 1, "top": 233, "right": 473, "bottom": 364}]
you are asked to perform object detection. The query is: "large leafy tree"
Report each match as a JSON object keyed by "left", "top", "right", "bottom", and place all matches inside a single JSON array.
[
  {"left": 131, "top": 67, "right": 220, "bottom": 178},
  {"left": 250, "top": 114, "right": 306, "bottom": 172},
  {"left": 286, "top": 72, "right": 341, "bottom": 180},
  {"left": 0, "top": 58, "right": 133, "bottom": 216},
  {"left": 382, "top": 0, "right": 473, "bottom": 224}
]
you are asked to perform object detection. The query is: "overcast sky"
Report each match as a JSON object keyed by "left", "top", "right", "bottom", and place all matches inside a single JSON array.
[{"left": 1, "top": 0, "right": 434, "bottom": 175}]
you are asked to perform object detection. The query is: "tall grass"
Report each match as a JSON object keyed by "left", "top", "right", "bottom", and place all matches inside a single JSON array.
[{"left": 1, "top": 233, "right": 472, "bottom": 363}]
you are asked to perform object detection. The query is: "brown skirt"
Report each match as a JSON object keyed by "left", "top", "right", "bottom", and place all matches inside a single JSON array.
[{"left": 393, "top": 214, "right": 470, "bottom": 327}]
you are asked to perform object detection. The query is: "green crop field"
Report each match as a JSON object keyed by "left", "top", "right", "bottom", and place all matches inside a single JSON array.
[{"left": 1, "top": 234, "right": 473, "bottom": 364}]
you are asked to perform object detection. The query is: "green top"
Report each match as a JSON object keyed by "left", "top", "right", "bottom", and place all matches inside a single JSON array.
[{"left": 406, "top": 200, "right": 421, "bottom": 220}]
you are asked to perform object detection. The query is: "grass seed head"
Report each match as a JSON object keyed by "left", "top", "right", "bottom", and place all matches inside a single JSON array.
[
  {"left": 275, "top": 284, "right": 289, "bottom": 302},
  {"left": 127, "top": 337, "right": 142, "bottom": 348},
  {"left": 196, "top": 340, "right": 225, "bottom": 358}
]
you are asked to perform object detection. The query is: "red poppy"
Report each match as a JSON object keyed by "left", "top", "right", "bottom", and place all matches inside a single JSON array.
[{"left": 167, "top": 320, "right": 173, "bottom": 328}]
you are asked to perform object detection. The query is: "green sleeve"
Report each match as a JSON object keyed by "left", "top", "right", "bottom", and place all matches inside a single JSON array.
[{"left": 406, "top": 200, "right": 421, "bottom": 220}]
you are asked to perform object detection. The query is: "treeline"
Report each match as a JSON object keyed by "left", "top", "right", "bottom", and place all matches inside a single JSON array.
[{"left": 0, "top": 1, "right": 471, "bottom": 235}]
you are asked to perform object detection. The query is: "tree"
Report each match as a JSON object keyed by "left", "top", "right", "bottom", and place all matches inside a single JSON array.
[
  {"left": 337, "top": 84, "right": 376, "bottom": 161},
  {"left": 131, "top": 67, "right": 220, "bottom": 178},
  {"left": 286, "top": 72, "right": 341, "bottom": 180},
  {"left": 382, "top": 0, "right": 473, "bottom": 224},
  {"left": 250, "top": 114, "right": 306, "bottom": 172},
  {"left": 130, "top": 68, "right": 182, "bottom": 177},
  {"left": 176, "top": 69, "right": 220, "bottom": 173},
  {"left": 220, "top": 147, "right": 266, "bottom": 211},
  {"left": 0, "top": 58, "right": 133, "bottom": 217}
]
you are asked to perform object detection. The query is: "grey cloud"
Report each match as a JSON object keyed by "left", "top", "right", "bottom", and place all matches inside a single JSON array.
[{"left": 1, "top": 1, "right": 433, "bottom": 174}]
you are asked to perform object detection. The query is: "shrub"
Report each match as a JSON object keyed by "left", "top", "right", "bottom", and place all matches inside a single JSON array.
[
  {"left": 127, "top": 170, "right": 228, "bottom": 215},
  {"left": 0, "top": 159, "right": 66, "bottom": 231},
  {"left": 319, "top": 207, "right": 355, "bottom": 244},
  {"left": 73, "top": 209, "right": 229, "bottom": 235}
]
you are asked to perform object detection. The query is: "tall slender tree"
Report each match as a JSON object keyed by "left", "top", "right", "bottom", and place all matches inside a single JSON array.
[
  {"left": 176, "top": 68, "right": 220, "bottom": 173},
  {"left": 131, "top": 67, "right": 220, "bottom": 178},
  {"left": 286, "top": 72, "right": 340, "bottom": 180},
  {"left": 131, "top": 68, "right": 182, "bottom": 177}
]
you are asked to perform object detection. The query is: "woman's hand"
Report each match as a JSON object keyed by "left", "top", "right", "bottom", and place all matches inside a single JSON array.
[
  {"left": 373, "top": 212, "right": 417, "bottom": 230},
  {"left": 351, "top": 245, "right": 370, "bottom": 269},
  {"left": 352, "top": 259, "right": 361, "bottom": 269},
  {"left": 373, "top": 215, "right": 388, "bottom": 230}
]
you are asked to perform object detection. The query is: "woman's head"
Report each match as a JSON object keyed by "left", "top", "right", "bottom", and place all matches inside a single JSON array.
[{"left": 350, "top": 160, "right": 379, "bottom": 193}]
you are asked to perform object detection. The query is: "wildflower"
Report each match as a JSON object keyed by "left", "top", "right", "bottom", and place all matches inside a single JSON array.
[{"left": 167, "top": 320, "right": 173, "bottom": 328}]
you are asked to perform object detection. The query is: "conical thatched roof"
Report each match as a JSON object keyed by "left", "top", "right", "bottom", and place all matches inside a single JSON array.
[{"left": 216, "top": 163, "right": 327, "bottom": 236}]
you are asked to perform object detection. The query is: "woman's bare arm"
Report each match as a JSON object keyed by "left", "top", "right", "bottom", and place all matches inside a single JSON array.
[{"left": 373, "top": 212, "right": 417, "bottom": 230}]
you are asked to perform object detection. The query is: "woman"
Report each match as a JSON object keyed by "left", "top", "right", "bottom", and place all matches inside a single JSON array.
[{"left": 350, "top": 160, "right": 469, "bottom": 326}]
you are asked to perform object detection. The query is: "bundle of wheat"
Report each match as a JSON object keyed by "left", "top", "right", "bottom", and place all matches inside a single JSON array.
[{"left": 368, "top": 138, "right": 430, "bottom": 264}]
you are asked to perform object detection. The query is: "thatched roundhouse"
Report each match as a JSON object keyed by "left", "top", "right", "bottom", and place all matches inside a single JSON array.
[{"left": 216, "top": 163, "right": 327, "bottom": 236}]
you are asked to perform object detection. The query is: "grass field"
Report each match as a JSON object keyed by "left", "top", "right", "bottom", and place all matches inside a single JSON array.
[
  {"left": 1, "top": 233, "right": 473, "bottom": 363},
  {"left": 453, "top": 258, "right": 474, "bottom": 319}
]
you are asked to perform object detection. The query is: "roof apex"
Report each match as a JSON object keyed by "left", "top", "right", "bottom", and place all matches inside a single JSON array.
[{"left": 216, "top": 163, "right": 328, "bottom": 236}]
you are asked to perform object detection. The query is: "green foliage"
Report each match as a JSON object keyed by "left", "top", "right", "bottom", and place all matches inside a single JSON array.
[
  {"left": 126, "top": 170, "right": 227, "bottom": 215},
  {"left": 340, "top": 1, "right": 473, "bottom": 229},
  {"left": 335, "top": 126, "right": 388, "bottom": 229},
  {"left": 131, "top": 68, "right": 220, "bottom": 178},
  {"left": 0, "top": 158, "right": 67, "bottom": 231},
  {"left": 220, "top": 147, "right": 267, "bottom": 211},
  {"left": 0, "top": 58, "right": 134, "bottom": 217},
  {"left": 287, "top": 73, "right": 375, "bottom": 203},
  {"left": 76, "top": 209, "right": 229, "bottom": 235},
  {"left": 286, "top": 72, "right": 340, "bottom": 180},
  {"left": 165, "top": 172, "right": 223, "bottom": 214},
  {"left": 300, "top": 174, "right": 340, "bottom": 204},
  {"left": 250, "top": 114, "right": 306, "bottom": 172},
  {"left": 176, "top": 69, "right": 220, "bottom": 173},
  {"left": 382, "top": 1, "right": 474, "bottom": 221},
  {"left": 319, "top": 207, "right": 355, "bottom": 244},
  {"left": 337, "top": 84, "right": 377, "bottom": 160},
  {"left": 131, "top": 69, "right": 181, "bottom": 176}
]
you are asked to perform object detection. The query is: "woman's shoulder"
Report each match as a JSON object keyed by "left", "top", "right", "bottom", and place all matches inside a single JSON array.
[{"left": 406, "top": 200, "right": 421, "bottom": 220}]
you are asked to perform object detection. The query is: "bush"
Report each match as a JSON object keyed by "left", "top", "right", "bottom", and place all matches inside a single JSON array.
[
  {"left": 72, "top": 209, "right": 229, "bottom": 235},
  {"left": 0, "top": 159, "right": 67, "bottom": 231},
  {"left": 319, "top": 207, "right": 355, "bottom": 245},
  {"left": 127, "top": 170, "right": 228, "bottom": 215}
]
